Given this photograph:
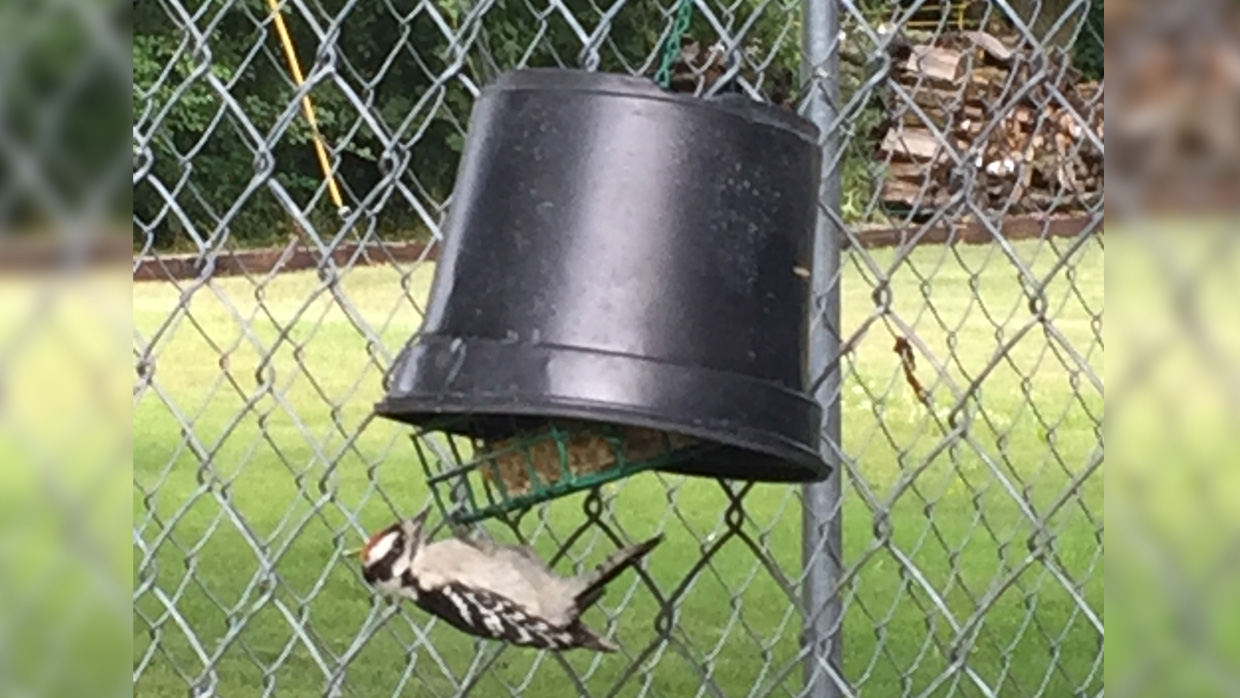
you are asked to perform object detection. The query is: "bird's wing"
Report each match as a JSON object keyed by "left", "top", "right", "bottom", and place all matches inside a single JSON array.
[{"left": 414, "top": 539, "right": 565, "bottom": 622}]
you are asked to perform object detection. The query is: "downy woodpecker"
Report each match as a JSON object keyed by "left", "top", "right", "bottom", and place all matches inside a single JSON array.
[{"left": 359, "top": 508, "right": 662, "bottom": 652}]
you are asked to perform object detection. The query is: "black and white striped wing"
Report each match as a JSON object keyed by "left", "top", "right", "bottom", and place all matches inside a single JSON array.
[{"left": 415, "top": 582, "right": 584, "bottom": 650}]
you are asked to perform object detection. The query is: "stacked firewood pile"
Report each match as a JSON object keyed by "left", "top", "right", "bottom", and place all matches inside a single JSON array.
[
  {"left": 1105, "top": 5, "right": 1240, "bottom": 210},
  {"left": 876, "top": 30, "right": 1104, "bottom": 215}
]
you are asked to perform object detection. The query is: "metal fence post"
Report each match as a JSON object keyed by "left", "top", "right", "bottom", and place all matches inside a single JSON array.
[{"left": 801, "top": 0, "right": 843, "bottom": 695}]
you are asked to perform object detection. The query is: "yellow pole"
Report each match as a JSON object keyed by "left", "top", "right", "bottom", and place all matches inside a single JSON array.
[{"left": 266, "top": 0, "right": 347, "bottom": 214}]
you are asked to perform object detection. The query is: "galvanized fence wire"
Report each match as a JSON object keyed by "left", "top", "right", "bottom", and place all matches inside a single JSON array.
[{"left": 133, "top": 0, "right": 1104, "bottom": 696}]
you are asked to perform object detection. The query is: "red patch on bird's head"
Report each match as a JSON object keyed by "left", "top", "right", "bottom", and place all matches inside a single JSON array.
[{"left": 360, "top": 524, "right": 397, "bottom": 563}]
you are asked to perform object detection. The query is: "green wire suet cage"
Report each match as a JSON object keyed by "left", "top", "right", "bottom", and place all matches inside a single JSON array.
[{"left": 413, "top": 419, "right": 706, "bottom": 524}]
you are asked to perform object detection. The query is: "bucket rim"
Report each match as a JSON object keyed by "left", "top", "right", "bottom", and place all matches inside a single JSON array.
[
  {"left": 374, "top": 394, "right": 828, "bottom": 483},
  {"left": 483, "top": 67, "right": 820, "bottom": 144}
]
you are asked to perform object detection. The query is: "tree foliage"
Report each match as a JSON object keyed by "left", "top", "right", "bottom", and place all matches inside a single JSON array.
[
  {"left": 133, "top": 0, "right": 1101, "bottom": 250},
  {"left": 133, "top": 0, "right": 809, "bottom": 249},
  {"left": 1, "top": 0, "right": 129, "bottom": 231},
  {"left": 1073, "top": 1, "right": 1104, "bottom": 81}
]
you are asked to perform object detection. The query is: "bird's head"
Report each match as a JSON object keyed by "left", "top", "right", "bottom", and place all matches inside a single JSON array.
[{"left": 359, "top": 507, "right": 430, "bottom": 597}]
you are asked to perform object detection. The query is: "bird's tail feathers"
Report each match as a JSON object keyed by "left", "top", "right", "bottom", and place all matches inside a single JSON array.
[
  {"left": 569, "top": 622, "right": 619, "bottom": 653},
  {"left": 574, "top": 535, "right": 663, "bottom": 612}
]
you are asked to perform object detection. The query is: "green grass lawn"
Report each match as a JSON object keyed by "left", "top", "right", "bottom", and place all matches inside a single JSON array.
[
  {"left": 133, "top": 237, "right": 1103, "bottom": 697},
  {"left": 0, "top": 272, "right": 131, "bottom": 698}
]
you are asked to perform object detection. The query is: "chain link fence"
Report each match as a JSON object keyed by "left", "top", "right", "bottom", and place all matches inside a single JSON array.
[{"left": 132, "top": 0, "right": 1104, "bottom": 696}]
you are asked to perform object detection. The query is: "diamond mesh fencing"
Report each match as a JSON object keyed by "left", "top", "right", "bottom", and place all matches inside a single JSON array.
[{"left": 132, "top": 0, "right": 1104, "bottom": 696}]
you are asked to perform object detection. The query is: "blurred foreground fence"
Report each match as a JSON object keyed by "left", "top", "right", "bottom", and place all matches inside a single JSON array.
[{"left": 133, "top": 0, "right": 1104, "bottom": 696}]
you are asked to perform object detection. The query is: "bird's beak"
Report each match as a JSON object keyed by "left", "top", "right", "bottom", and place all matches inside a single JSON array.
[{"left": 410, "top": 505, "right": 432, "bottom": 529}]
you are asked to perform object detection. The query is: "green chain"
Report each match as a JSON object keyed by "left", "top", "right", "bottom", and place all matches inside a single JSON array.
[{"left": 653, "top": 0, "right": 695, "bottom": 89}]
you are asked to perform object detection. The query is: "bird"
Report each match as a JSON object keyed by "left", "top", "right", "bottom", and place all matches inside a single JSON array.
[{"left": 358, "top": 507, "right": 663, "bottom": 652}]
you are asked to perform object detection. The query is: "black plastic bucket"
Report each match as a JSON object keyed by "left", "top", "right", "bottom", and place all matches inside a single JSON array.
[{"left": 377, "top": 68, "right": 828, "bottom": 483}]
